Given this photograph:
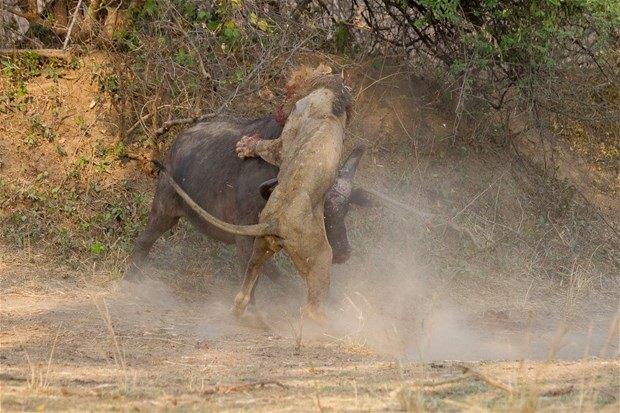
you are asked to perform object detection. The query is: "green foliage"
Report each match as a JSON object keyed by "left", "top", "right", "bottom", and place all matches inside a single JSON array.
[
  {"left": 419, "top": 0, "right": 461, "bottom": 23},
  {"left": 174, "top": 48, "right": 194, "bottom": 67},
  {"left": 98, "top": 74, "right": 119, "bottom": 95},
  {"left": 248, "top": 12, "right": 270, "bottom": 32},
  {"left": 418, "top": 0, "right": 619, "bottom": 72},
  {"left": 1, "top": 52, "right": 41, "bottom": 80},
  {"left": 115, "top": 30, "right": 142, "bottom": 52},
  {"left": 21, "top": 117, "right": 55, "bottom": 148},
  {"left": 233, "top": 68, "right": 244, "bottom": 84},
  {"left": 196, "top": 10, "right": 212, "bottom": 24},
  {"left": 141, "top": 0, "right": 158, "bottom": 17},
  {"left": 334, "top": 22, "right": 350, "bottom": 53},
  {"left": 1, "top": 135, "right": 150, "bottom": 262},
  {"left": 29, "top": 117, "right": 56, "bottom": 143},
  {"left": 1, "top": 53, "right": 80, "bottom": 82},
  {"left": 88, "top": 240, "right": 106, "bottom": 255},
  {"left": 222, "top": 20, "right": 240, "bottom": 43},
  {"left": 355, "top": 0, "right": 619, "bottom": 106},
  {"left": 0, "top": 82, "right": 30, "bottom": 113}
]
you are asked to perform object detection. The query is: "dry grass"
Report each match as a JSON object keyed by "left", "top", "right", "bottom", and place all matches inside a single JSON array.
[{"left": 1, "top": 257, "right": 618, "bottom": 412}]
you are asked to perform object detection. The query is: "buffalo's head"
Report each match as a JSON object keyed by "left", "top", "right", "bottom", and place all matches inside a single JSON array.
[{"left": 257, "top": 143, "right": 371, "bottom": 264}]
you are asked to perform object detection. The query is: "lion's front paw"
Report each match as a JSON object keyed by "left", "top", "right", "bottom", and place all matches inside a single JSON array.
[{"left": 235, "top": 134, "right": 260, "bottom": 159}]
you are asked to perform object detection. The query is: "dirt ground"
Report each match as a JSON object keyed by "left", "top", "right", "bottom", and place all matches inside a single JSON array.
[{"left": 1, "top": 245, "right": 618, "bottom": 412}]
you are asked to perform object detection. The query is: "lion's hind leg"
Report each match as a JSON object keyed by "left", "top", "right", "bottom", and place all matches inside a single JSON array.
[{"left": 232, "top": 237, "right": 280, "bottom": 318}]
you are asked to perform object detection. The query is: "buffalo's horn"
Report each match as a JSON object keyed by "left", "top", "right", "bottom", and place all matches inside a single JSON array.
[
  {"left": 259, "top": 178, "right": 278, "bottom": 200},
  {"left": 338, "top": 143, "right": 366, "bottom": 181}
]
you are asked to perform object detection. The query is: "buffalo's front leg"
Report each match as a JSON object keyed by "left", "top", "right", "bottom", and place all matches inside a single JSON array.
[{"left": 233, "top": 237, "right": 280, "bottom": 317}]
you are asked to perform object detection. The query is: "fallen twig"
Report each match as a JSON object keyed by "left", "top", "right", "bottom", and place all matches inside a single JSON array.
[
  {"left": 203, "top": 380, "right": 288, "bottom": 395},
  {"left": 126, "top": 113, "right": 153, "bottom": 136},
  {"left": 540, "top": 385, "right": 574, "bottom": 397},
  {"left": 401, "top": 367, "right": 512, "bottom": 394},
  {"left": 0, "top": 373, "right": 27, "bottom": 382},
  {"left": 416, "top": 372, "right": 473, "bottom": 387},
  {"left": 460, "top": 365, "right": 514, "bottom": 394}
]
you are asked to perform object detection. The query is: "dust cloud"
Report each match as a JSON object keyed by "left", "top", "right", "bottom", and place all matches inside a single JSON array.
[
  {"left": 107, "top": 276, "right": 243, "bottom": 343},
  {"left": 110, "top": 225, "right": 618, "bottom": 363},
  {"left": 107, "top": 161, "right": 619, "bottom": 363},
  {"left": 321, "top": 208, "right": 619, "bottom": 362}
]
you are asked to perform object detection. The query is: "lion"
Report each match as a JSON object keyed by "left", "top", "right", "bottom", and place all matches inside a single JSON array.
[{"left": 158, "top": 64, "right": 353, "bottom": 323}]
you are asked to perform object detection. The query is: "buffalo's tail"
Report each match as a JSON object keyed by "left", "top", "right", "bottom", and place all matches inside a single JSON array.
[{"left": 151, "top": 159, "right": 165, "bottom": 173}]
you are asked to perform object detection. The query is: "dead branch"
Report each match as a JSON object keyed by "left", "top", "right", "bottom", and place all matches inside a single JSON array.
[
  {"left": 0, "top": 373, "right": 27, "bottom": 382},
  {"left": 0, "top": 49, "right": 71, "bottom": 59},
  {"left": 153, "top": 113, "right": 217, "bottom": 139},
  {"left": 411, "top": 367, "right": 512, "bottom": 392},
  {"left": 203, "top": 380, "right": 288, "bottom": 395},
  {"left": 170, "top": 11, "right": 212, "bottom": 81},
  {"left": 62, "top": 0, "right": 84, "bottom": 50},
  {"left": 126, "top": 113, "right": 153, "bottom": 136},
  {"left": 416, "top": 372, "right": 473, "bottom": 387}
]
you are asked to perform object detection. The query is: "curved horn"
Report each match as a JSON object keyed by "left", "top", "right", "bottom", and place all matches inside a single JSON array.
[
  {"left": 259, "top": 178, "right": 278, "bottom": 200},
  {"left": 338, "top": 143, "right": 366, "bottom": 181}
]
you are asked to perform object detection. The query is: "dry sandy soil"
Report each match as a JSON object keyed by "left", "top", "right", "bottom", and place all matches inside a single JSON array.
[
  {"left": 1, "top": 245, "right": 618, "bottom": 412},
  {"left": 1, "top": 55, "right": 619, "bottom": 412}
]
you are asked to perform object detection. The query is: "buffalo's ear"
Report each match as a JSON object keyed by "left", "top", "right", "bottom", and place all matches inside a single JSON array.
[{"left": 349, "top": 188, "right": 375, "bottom": 207}]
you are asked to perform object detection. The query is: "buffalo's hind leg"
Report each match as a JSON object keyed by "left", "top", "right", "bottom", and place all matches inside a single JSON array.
[
  {"left": 126, "top": 213, "right": 179, "bottom": 281},
  {"left": 125, "top": 181, "right": 180, "bottom": 282}
]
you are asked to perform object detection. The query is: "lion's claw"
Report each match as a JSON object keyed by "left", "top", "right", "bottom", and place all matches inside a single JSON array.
[{"left": 236, "top": 134, "right": 260, "bottom": 159}]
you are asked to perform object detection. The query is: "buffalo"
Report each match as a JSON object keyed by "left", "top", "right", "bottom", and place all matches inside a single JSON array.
[{"left": 126, "top": 113, "right": 368, "bottom": 293}]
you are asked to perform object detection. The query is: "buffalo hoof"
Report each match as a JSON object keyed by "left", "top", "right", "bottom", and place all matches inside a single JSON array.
[
  {"left": 332, "top": 249, "right": 351, "bottom": 264},
  {"left": 123, "top": 263, "right": 146, "bottom": 283}
]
